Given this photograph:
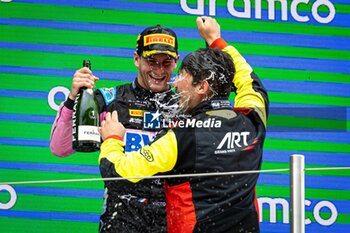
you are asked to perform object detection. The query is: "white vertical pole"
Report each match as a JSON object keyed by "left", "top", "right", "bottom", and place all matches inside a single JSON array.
[{"left": 290, "top": 154, "right": 305, "bottom": 233}]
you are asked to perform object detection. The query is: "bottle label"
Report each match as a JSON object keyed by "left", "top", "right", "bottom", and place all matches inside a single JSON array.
[
  {"left": 72, "top": 92, "right": 81, "bottom": 142},
  {"left": 78, "top": 125, "right": 101, "bottom": 142}
]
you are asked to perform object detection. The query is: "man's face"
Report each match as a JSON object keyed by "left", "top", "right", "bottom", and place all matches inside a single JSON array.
[
  {"left": 172, "top": 69, "right": 202, "bottom": 113},
  {"left": 134, "top": 53, "right": 177, "bottom": 93}
]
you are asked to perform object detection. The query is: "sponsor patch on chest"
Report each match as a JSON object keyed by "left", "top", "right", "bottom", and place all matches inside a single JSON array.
[{"left": 124, "top": 128, "right": 157, "bottom": 154}]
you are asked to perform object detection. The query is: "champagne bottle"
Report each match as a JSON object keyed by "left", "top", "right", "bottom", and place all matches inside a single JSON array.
[{"left": 72, "top": 60, "right": 100, "bottom": 152}]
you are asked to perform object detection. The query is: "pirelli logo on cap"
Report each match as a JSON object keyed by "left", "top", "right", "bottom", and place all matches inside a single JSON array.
[
  {"left": 129, "top": 109, "right": 144, "bottom": 117},
  {"left": 144, "top": 34, "right": 175, "bottom": 47}
]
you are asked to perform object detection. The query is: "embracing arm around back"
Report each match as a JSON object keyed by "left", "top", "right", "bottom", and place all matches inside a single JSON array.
[{"left": 98, "top": 111, "right": 178, "bottom": 182}]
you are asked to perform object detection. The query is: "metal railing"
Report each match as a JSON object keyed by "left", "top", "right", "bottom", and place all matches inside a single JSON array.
[{"left": 1, "top": 155, "right": 350, "bottom": 232}]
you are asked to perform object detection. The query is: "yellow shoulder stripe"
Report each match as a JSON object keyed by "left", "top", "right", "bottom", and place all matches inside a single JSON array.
[{"left": 223, "top": 45, "right": 267, "bottom": 126}]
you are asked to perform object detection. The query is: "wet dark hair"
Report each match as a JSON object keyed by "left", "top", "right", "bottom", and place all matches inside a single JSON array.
[{"left": 179, "top": 48, "right": 235, "bottom": 98}]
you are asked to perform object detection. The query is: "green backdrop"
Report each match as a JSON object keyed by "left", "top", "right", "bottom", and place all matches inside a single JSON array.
[{"left": 0, "top": 0, "right": 349, "bottom": 232}]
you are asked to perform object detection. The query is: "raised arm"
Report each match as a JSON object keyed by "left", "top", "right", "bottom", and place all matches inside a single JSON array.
[{"left": 196, "top": 16, "right": 269, "bottom": 126}]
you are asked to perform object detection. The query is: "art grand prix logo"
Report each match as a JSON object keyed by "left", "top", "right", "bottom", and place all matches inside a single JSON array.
[{"left": 215, "top": 131, "right": 250, "bottom": 154}]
